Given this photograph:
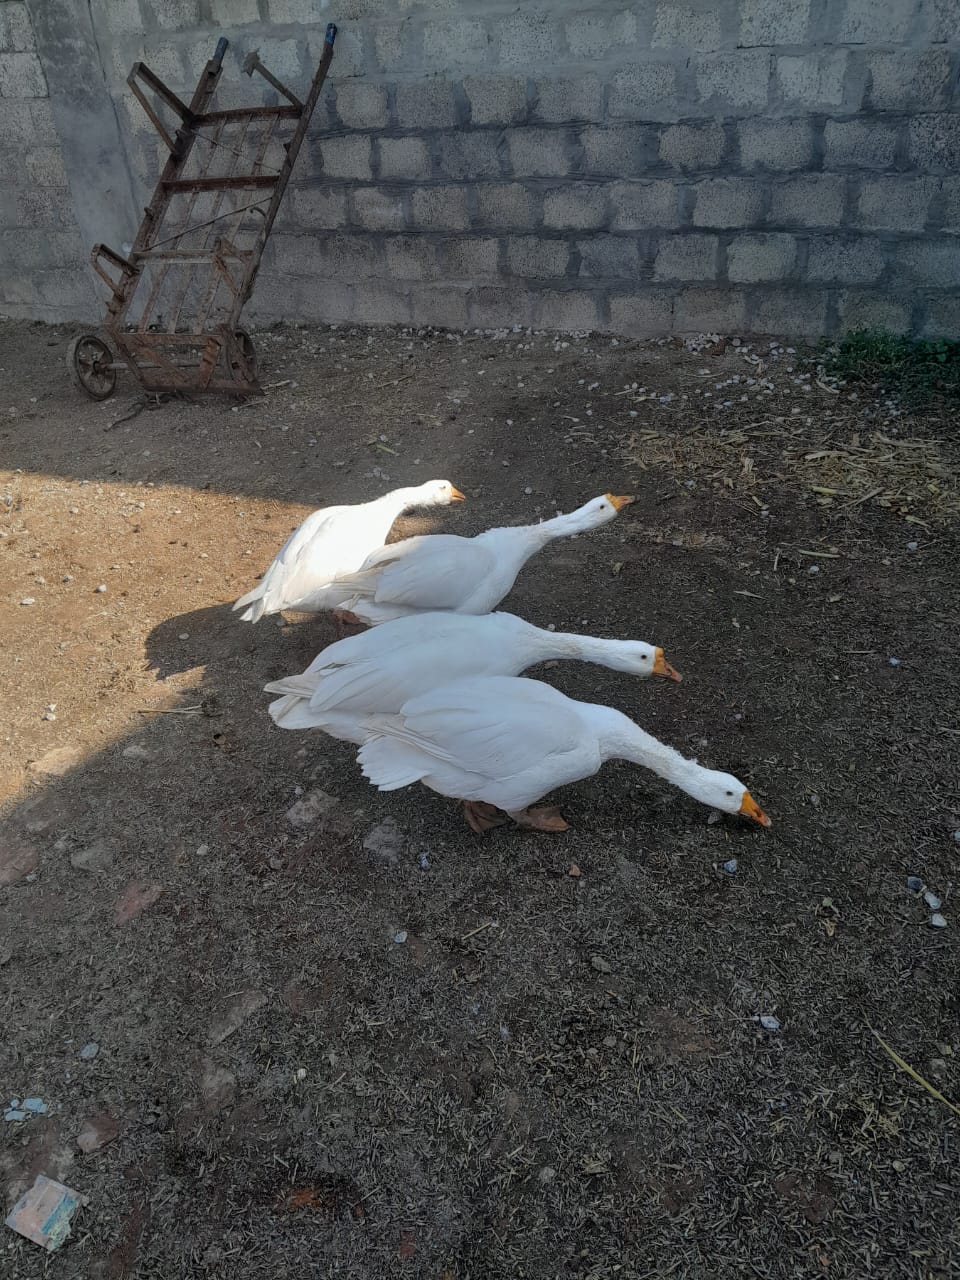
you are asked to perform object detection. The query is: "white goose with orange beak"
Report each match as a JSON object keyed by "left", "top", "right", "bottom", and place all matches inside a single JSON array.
[
  {"left": 264, "top": 609, "right": 681, "bottom": 743},
  {"left": 356, "top": 675, "right": 773, "bottom": 834},
  {"left": 331, "top": 492, "right": 635, "bottom": 626}
]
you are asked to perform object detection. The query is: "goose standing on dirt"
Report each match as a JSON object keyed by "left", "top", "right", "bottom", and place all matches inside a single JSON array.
[
  {"left": 265, "top": 610, "right": 682, "bottom": 742},
  {"left": 333, "top": 493, "right": 635, "bottom": 626},
  {"left": 355, "top": 676, "right": 771, "bottom": 834},
  {"left": 232, "top": 479, "right": 465, "bottom": 623}
]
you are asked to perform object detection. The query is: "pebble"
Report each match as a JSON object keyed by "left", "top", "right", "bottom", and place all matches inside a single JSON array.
[
  {"left": 418, "top": 852, "right": 430, "bottom": 870},
  {"left": 3, "top": 1110, "right": 27, "bottom": 1123},
  {"left": 19, "top": 597, "right": 36, "bottom": 606},
  {"left": 953, "top": 831, "right": 960, "bottom": 843},
  {"left": 906, "top": 541, "right": 918, "bottom": 552},
  {"left": 930, "top": 914, "right": 948, "bottom": 929},
  {"left": 393, "top": 930, "right": 408, "bottom": 945},
  {"left": 888, "top": 657, "right": 901, "bottom": 667},
  {"left": 590, "top": 955, "right": 612, "bottom": 974},
  {"left": 22, "top": 1097, "right": 46, "bottom": 1114},
  {"left": 923, "top": 890, "right": 942, "bottom": 910},
  {"left": 758, "top": 1015, "right": 781, "bottom": 1032},
  {"left": 178, "top": 632, "right": 189, "bottom": 641},
  {"left": 907, "top": 875, "right": 923, "bottom": 893},
  {"left": 538, "top": 1166, "right": 556, "bottom": 1184},
  {"left": 807, "top": 565, "right": 820, "bottom": 575},
  {"left": 79, "top": 1042, "right": 99, "bottom": 1061},
  {"left": 95, "top": 584, "right": 107, "bottom": 594},
  {"left": 723, "top": 859, "right": 738, "bottom": 875}
]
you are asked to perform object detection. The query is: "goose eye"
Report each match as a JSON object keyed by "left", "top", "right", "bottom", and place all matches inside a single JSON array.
[{"left": 725, "top": 790, "right": 734, "bottom": 797}]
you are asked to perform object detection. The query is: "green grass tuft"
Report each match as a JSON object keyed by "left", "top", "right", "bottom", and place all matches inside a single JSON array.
[{"left": 819, "top": 328, "right": 960, "bottom": 408}]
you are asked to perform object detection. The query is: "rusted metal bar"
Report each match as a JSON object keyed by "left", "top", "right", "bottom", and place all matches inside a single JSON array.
[
  {"left": 201, "top": 105, "right": 300, "bottom": 122},
  {"left": 161, "top": 174, "right": 278, "bottom": 192},
  {"left": 242, "top": 49, "right": 302, "bottom": 109},
  {"left": 134, "top": 247, "right": 251, "bottom": 262}
]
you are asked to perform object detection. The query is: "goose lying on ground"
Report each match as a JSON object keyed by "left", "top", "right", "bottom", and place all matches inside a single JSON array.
[
  {"left": 265, "top": 610, "right": 681, "bottom": 742},
  {"left": 332, "top": 493, "right": 635, "bottom": 626},
  {"left": 232, "top": 480, "right": 465, "bottom": 623},
  {"left": 356, "top": 675, "right": 771, "bottom": 833}
]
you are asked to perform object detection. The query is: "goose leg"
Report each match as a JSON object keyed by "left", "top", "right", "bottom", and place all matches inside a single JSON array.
[
  {"left": 507, "top": 806, "right": 569, "bottom": 833},
  {"left": 331, "top": 608, "right": 366, "bottom": 639},
  {"left": 462, "top": 800, "right": 508, "bottom": 833}
]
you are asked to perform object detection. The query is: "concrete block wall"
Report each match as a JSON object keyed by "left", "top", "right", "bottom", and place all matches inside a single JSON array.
[
  {"left": 2, "top": 0, "right": 959, "bottom": 338},
  {"left": 0, "top": 2, "right": 95, "bottom": 320}
]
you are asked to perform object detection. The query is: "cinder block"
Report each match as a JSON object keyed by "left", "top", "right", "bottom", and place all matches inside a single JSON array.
[
  {"left": 411, "top": 185, "right": 470, "bottom": 231},
  {"left": 353, "top": 283, "right": 412, "bottom": 327},
  {"left": 0, "top": 3, "right": 34, "bottom": 52},
  {"left": 838, "top": 291, "right": 911, "bottom": 333},
  {"left": 921, "top": 295, "right": 960, "bottom": 339},
  {"left": 533, "top": 76, "right": 603, "bottom": 124},
  {"left": 269, "top": 0, "right": 329, "bottom": 22},
  {"left": 35, "top": 269, "right": 97, "bottom": 311},
  {"left": 464, "top": 76, "right": 527, "bottom": 126},
  {"left": 578, "top": 236, "right": 641, "bottom": 278},
  {"left": 498, "top": 12, "right": 562, "bottom": 68},
  {"left": 751, "top": 289, "right": 828, "bottom": 336},
  {"left": 436, "top": 132, "right": 503, "bottom": 181},
  {"left": 350, "top": 187, "right": 406, "bottom": 232},
  {"left": 769, "top": 175, "right": 846, "bottom": 226},
  {"left": 542, "top": 184, "right": 608, "bottom": 230},
  {"left": 654, "top": 234, "right": 718, "bottom": 281},
  {"left": 854, "top": 178, "right": 936, "bottom": 232},
  {"left": 319, "top": 135, "right": 373, "bottom": 181},
  {"left": 564, "top": 11, "right": 638, "bottom": 58},
  {"left": 653, "top": 4, "right": 723, "bottom": 51},
  {"left": 739, "top": 0, "right": 810, "bottom": 46},
  {"left": 608, "top": 290, "right": 674, "bottom": 336},
  {"left": 659, "top": 123, "right": 727, "bottom": 171},
  {"left": 727, "top": 233, "right": 796, "bottom": 282},
  {"left": 505, "top": 236, "right": 570, "bottom": 278},
  {"left": 15, "top": 188, "right": 74, "bottom": 227},
  {"left": 0, "top": 99, "right": 55, "bottom": 146},
  {"left": 823, "top": 120, "right": 897, "bottom": 170},
  {"left": 395, "top": 81, "right": 459, "bottom": 130},
  {"left": 908, "top": 114, "right": 960, "bottom": 173},
  {"left": 610, "top": 180, "right": 681, "bottom": 230},
  {"left": 806, "top": 236, "right": 885, "bottom": 283},
  {"left": 674, "top": 287, "right": 747, "bottom": 333},
  {"left": 580, "top": 126, "right": 652, "bottom": 178},
  {"left": 692, "top": 178, "right": 764, "bottom": 228},
  {"left": 24, "top": 147, "right": 69, "bottom": 187},
  {"left": 608, "top": 64, "right": 678, "bottom": 121},
  {"left": 891, "top": 239, "right": 960, "bottom": 287},
  {"left": 372, "top": 23, "right": 404, "bottom": 74},
  {"left": 536, "top": 290, "right": 602, "bottom": 332},
  {"left": 0, "top": 228, "right": 82, "bottom": 269},
  {"left": 739, "top": 119, "right": 812, "bottom": 171},
  {"left": 837, "top": 0, "right": 913, "bottom": 43},
  {"left": 291, "top": 186, "right": 349, "bottom": 230},
  {"left": 441, "top": 237, "right": 499, "bottom": 279},
  {"left": 154, "top": 0, "right": 199, "bottom": 30},
  {"left": 942, "top": 177, "right": 960, "bottom": 233},
  {"left": 475, "top": 183, "right": 539, "bottom": 230},
  {"left": 0, "top": 50, "right": 47, "bottom": 97},
  {"left": 409, "top": 285, "right": 470, "bottom": 331},
  {"left": 696, "top": 51, "right": 770, "bottom": 111},
  {"left": 209, "top": 0, "right": 258, "bottom": 21},
  {"left": 776, "top": 52, "right": 847, "bottom": 107},
  {"left": 506, "top": 128, "right": 570, "bottom": 178},
  {"left": 379, "top": 136, "right": 431, "bottom": 182},
  {"left": 468, "top": 283, "right": 534, "bottom": 328},
  {"left": 867, "top": 51, "right": 952, "bottom": 111},
  {"left": 929, "top": 0, "right": 960, "bottom": 42},
  {"left": 385, "top": 235, "right": 438, "bottom": 281},
  {"left": 335, "top": 82, "right": 389, "bottom": 130},
  {"left": 423, "top": 18, "right": 490, "bottom": 68}
]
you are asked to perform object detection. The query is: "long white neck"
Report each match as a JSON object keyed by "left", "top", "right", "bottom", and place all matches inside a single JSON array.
[
  {"left": 587, "top": 705, "right": 699, "bottom": 787},
  {"left": 373, "top": 486, "right": 431, "bottom": 519},
  {"left": 532, "top": 629, "right": 648, "bottom": 672},
  {"left": 526, "top": 503, "right": 608, "bottom": 545}
]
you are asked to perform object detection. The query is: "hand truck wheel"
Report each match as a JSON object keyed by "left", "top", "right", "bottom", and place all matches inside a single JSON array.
[{"left": 68, "top": 332, "right": 118, "bottom": 401}]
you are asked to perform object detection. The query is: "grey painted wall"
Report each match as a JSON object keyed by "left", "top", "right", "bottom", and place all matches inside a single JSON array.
[{"left": 1, "top": 0, "right": 959, "bottom": 337}]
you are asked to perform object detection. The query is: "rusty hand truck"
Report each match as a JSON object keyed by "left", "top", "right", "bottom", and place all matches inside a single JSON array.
[{"left": 68, "top": 23, "right": 337, "bottom": 401}]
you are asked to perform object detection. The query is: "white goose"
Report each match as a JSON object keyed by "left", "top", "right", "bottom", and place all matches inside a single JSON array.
[
  {"left": 232, "top": 480, "right": 465, "bottom": 623},
  {"left": 333, "top": 492, "right": 634, "bottom": 626},
  {"left": 264, "top": 611, "right": 681, "bottom": 743},
  {"left": 356, "top": 676, "right": 772, "bottom": 833}
]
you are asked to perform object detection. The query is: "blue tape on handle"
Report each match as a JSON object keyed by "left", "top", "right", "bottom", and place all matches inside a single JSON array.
[{"left": 325, "top": 23, "right": 337, "bottom": 45}]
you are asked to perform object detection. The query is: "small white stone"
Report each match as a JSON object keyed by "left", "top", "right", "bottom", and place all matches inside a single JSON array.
[
  {"left": 19, "top": 597, "right": 36, "bottom": 606},
  {"left": 924, "top": 890, "right": 942, "bottom": 910},
  {"left": 95, "top": 584, "right": 107, "bottom": 594},
  {"left": 930, "top": 914, "right": 948, "bottom": 929}
]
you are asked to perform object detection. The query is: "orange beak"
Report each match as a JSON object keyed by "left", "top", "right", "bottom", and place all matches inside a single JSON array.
[
  {"left": 605, "top": 494, "right": 635, "bottom": 512},
  {"left": 739, "top": 790, "right": 772, "bottom": 827},
  {"left": 652, "top": 648, "right": 682, "bottom": 682},
  {"left": 449, "top": 486, "right": 467, "bottom": 503}
]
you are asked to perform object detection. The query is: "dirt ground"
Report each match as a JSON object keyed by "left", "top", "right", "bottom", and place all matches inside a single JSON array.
[{"left": 1, "top": 316, "right": 959, "bottom": 1279}]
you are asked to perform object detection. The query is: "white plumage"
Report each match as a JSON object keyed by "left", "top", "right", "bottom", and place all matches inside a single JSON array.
[
  {"left": 232, "top": 479, "right": 464, "bottom": 623},
  {"left": 355, "top": 676, "right": 771, "bottom": 832},
  {"left": 265, "top": 610, "right": 680, "bottom": 742},
  {"left": 333, "top": 492, "right": 635, "bottom": 626}
]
